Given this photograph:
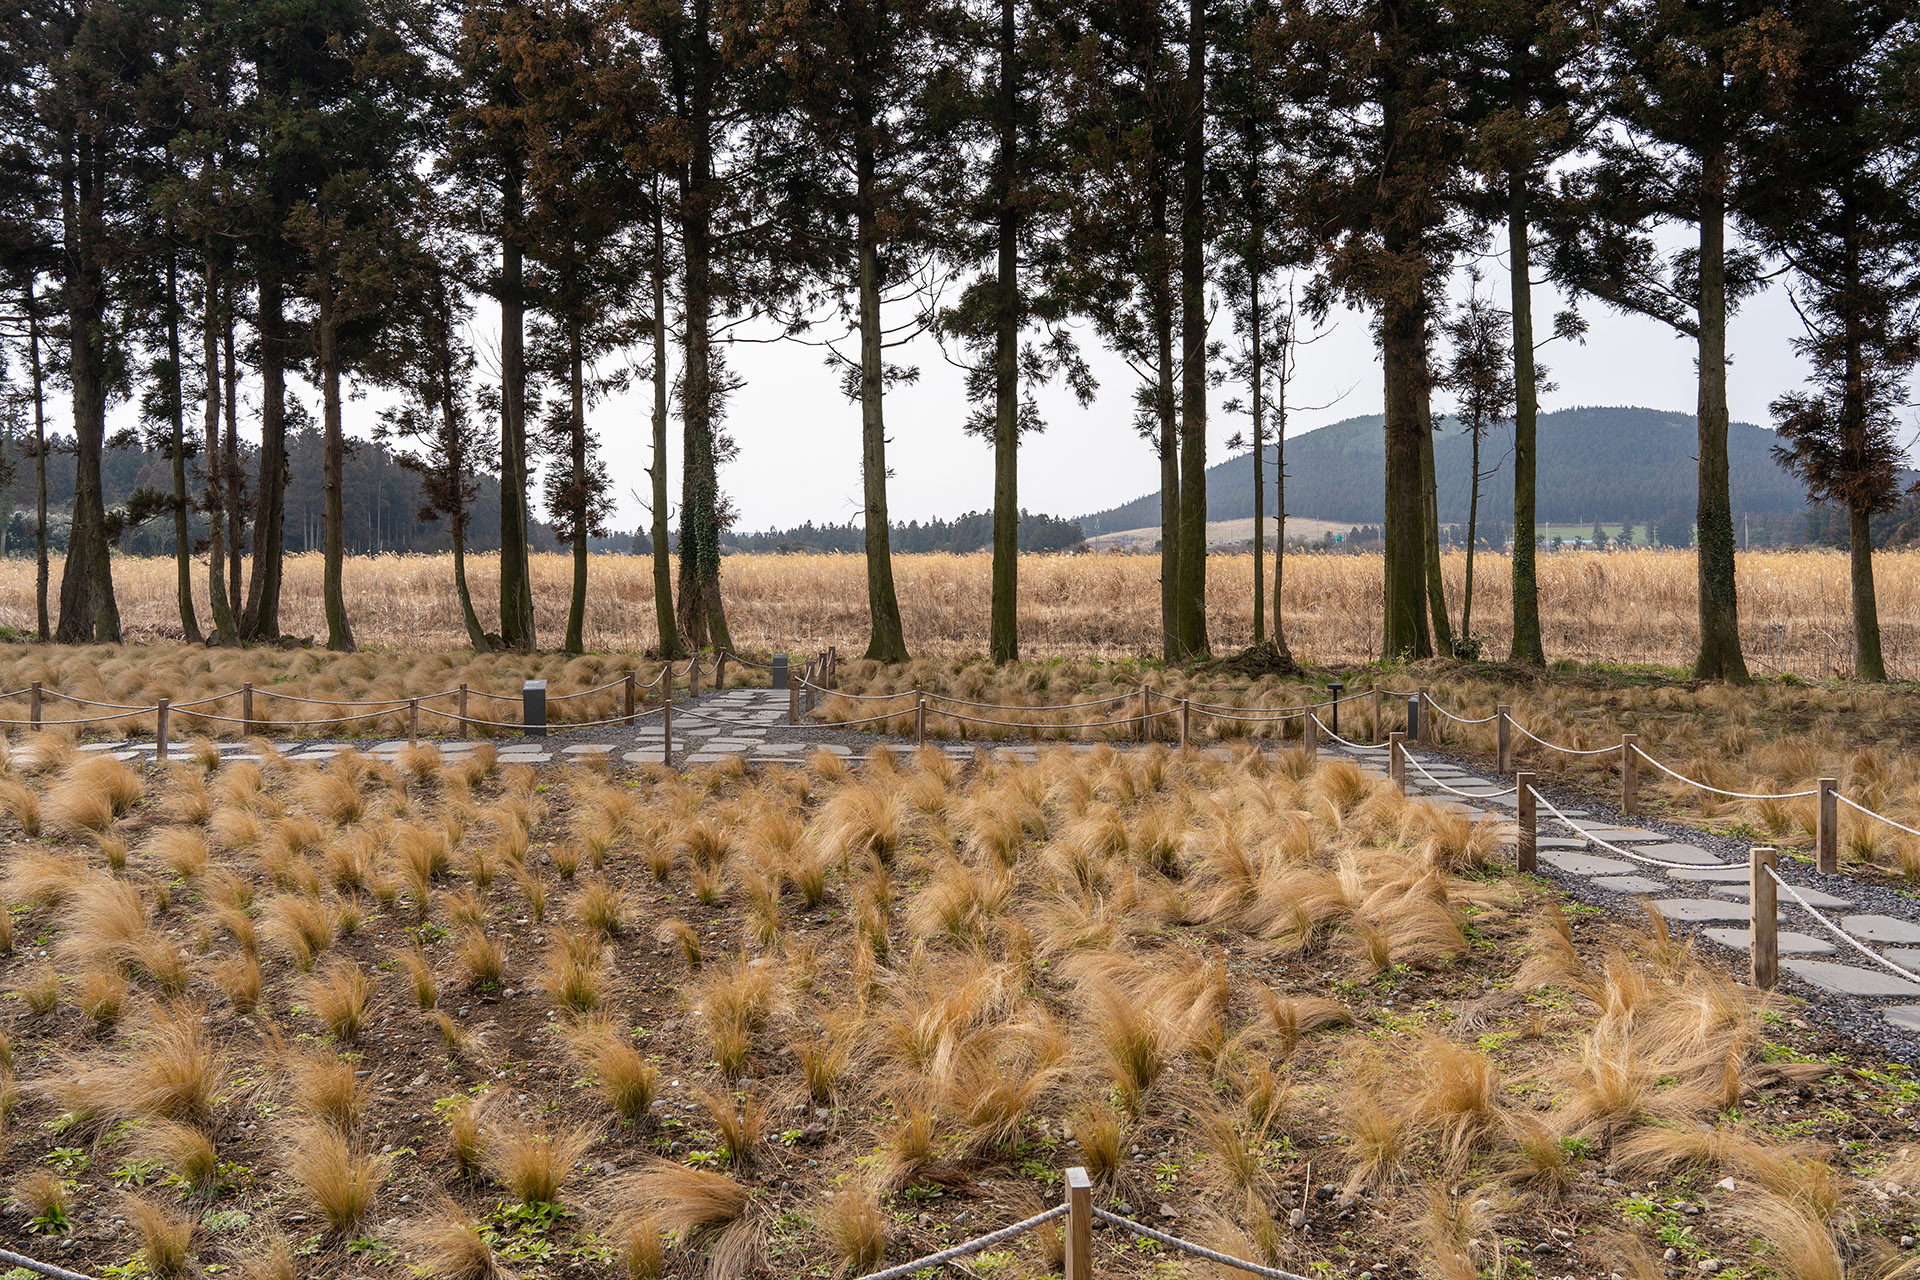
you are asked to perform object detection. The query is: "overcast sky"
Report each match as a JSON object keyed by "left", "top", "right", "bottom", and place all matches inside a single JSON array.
[{"left": 71, "top": 229, "right": 1889, "bottom": 537}]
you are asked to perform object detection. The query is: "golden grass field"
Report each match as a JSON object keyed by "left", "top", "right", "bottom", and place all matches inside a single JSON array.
[
  {"left": 4, "top": 547, "right": 1915, "bottom": 679},
  {"left": 0, "top": 740, "right": 1904, "bottom": 1279}
]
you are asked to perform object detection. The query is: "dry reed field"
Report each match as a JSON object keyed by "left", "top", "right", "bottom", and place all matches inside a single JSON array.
[
  {"left": 4, "top": 548, "right": 1916, "bottom": 678},
  {"left": 0, "top": 742, "right": 1910, "bottom": 1280}
]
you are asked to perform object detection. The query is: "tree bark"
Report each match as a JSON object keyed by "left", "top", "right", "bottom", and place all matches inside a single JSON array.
[
  {"left": 1381, "top": 299, "right": 1432, "bottom": 660},
  {"left": 857, "top": 126, "right": 908, "bottom": 662},
  {"left": 1462, "top": 421, "right": 1481, "bottom": 639},
  {"left": 1418, "top": 376, "right": 1453, "bottom": 654},
  {"left": 988, "top": 0, "right": 1020, "bottom": 665},
  {"left": 318, "top": 272, "right": 354, "bottom": 651},
  {"left": 1506, "top": 178, "right": 1544, "bottom": 664},
  {"left": 1153, "top": 188, "right": 1179, "bottom": 662},
  {"left": 202, "top": 259, "right": 237, "bottom": 642},
  {"left": 1692, "top": 136, "right": 1749, "bottom": 682},
  {"left": 242, "top": 263, "right": 288, "bottom": 641},
  {"left": 565, "top": 316, "right": 588, "bottom": 655},
  {"left": 649, "top": 196, "right": 682, "bottom": 658},
  {"left": 1847, "top": 502, "right": 1883, "bottom": 681},
  {"left": 165, "top": 255, "right": 201, "bottom": 643},
  {"left": 223, "top": 294, "right": 243, "bottom": 613},
  {"left": 1173, "top": 0, "right": 1209, "bottom": 661},
  {"left": 27, "top": 284, "right": 48, "bottom": 642},
  {"left": 1249, "top": 262, "right": 1264, "bottom": 646},
  {"left": 499, "top": 164, "right": 537, "bottom": 652},
  {"left": 55, "top": 148, "right": 121, "bottom": 644}
]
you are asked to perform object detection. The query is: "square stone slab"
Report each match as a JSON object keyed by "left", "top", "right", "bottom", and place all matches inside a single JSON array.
[
  {"left": 1879, "top": 950, "right": 1920, "bottom": 971},
  {"left": 1536, "top": 837, "right": 1590, "bottom": 850},
  {"left": 1592, "top": 875, "right": 1669, "bottom": 894},
  {"left": 1541, "top": 850, "right": 1638, "bottom": 876},
  {"left": 562, "top": 744, "right": 615, "bottom": 754},
  {"left": 1713, "top": 884, "right": 1853, "bottom": 909},
  {"left": 1841, "top": 915, "right": 1920, "bottom": 944},
  {"left": 1628, "top": 843, "right": 1724, "bottom": 866},
  {"left": 622, "top": 750, "right": 666, "bottom": 763},
  {"left": 1570, "top": 825, "right": 1666, "bottom": 842},
  {"left": 1651, "top": 898, "right": 1751, "bottom": 922},
  {"left": 1783, "top": 958, "right": 1920, "bottom": 997},
  {"left": 1668, "top": 866, "right": 1752, "bottom": 883},
  {"left": 1883, "top": 1006, "right": 1920, "bottom": 1032},
  {"left": 1702, "top": 927, "right": 1836, "bottom": 955}
]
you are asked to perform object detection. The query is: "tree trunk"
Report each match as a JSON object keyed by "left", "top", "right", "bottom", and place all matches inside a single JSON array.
[
  {"left": 317, "top": 273, "right": 354, "bottom": 651},
  {"left": 202, "top": 258, "right": 236, "bottom": 641},
  {"left": 55, "top": 155, "right": 120, "bottom": 644},
  {"left": 566, "top": 317, "right": 588, "bottom": 655},
  {"left": 1847, "top": 502, "right": 1883, "bottom": 681},
  {"left": 988, "top": 0, "right": 1020, "bottom": 665},
  {"left": 1462, "top": 425, "right": 1480, "bottom": 640},
  {"left": 649, "top": 196, "right": 682, "bottom": 658},
  {"left": 857, "top": 128, "right": 908, "bottom": 662},
  {"left": 1418, "top": 379, "right": 1453, "bottom": 654},
  {"left": 1249, "top": 262, "right": 1264, "bottom": 646},
  {"left": 1153, "top": 197, "right": 1179, "bottom": 662},
  {"left": 1506, "top": 178, "right": 1544, "bottom": 665},
  {"left": 242, "top": 263, "right": 287, "bottom": 641},
  {"left": 435, "top": 344, "right": 489, "bottom": 651},
  {"left": 1692, "top": 137, "right": 1749, "bottom": 682},
  {"left": 1381, "top": 298, "right": 1432, "bottom": 660},
  {"left": 1273, "top": 339, "right": 1287, "bottom": 649},
  {"left": 166, "top": 255, "right": 201, "bottom": 643},
  {"left": 223, "top": 294, "right": 243, "bottom": 613},
  {"left": 27, "top": 284, "right": 48, "bottom": 642},
  {"left": 1173, "top": 0, "right": 1208, "bottom": 661},
  {"left": 499, "top": 165, "right": 537, "bottom": 652}
]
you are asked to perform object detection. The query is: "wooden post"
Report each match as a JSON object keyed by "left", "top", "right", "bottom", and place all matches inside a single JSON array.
[
  {"left": 1303, "top": 709, "right": 1318, "bottom": 765},
  {"left": 1418, "top": 685, "right": 1432, "bottom": 745},
  {"left": 155, "top": 698, "right": 170, "bottom": 763},
  {"left": 1621, "top": 733, "right": 1639, "bottom": 815},
  {"left": 662, "top": 663, "right": 674, "bottom": 710},
  {"left": 29, "top": 681, "right": 40, "bottom": 729},
  {"left": 1063, "top": 1167, "right": 1092, "bottom": 1280},
  {"left": 1516, "top": 771, "right": 1537, "bottom": 873},
  {"left": 1817, "top": 778, "right": 1838, "bottom": 873},
  {"left": 915, "top": 697, "right": 927, "bottom": 747},
  {"left": 408, "top": 698, "right": 420, "bottom": 746},
  {"left": 788, "top": 680, "right": 799, "bottom": 725},
  {"left": 1179, "top": 699, "right": 1191, "bottom": 750},
  {"left": 1750, "top": 846, "right": 1778, "bottom": 990},
  {"left": 662, "top": 695, "right": 673, "bottom": 769},
  {"left": 1139, "top": 685, "right": 1150, "bottom": 743},
  {"left": 1388, "top": 731, "right": 1406, "bottom": 792},
  {"left": 1371, "top": 686, "right": 1383, "bottom": 744},
  {"left": 242, "top": 682, "right": 256, "bottom": 736},
  {"left": 715, "top": 649, "right": 728, "bottom": 690},
  {"left": 624, "top": 673, "right": 637, "bottom": 726},
  {"left": 688, "top": 656, "right": 701, "bottom": 698},
  {"left": 1496, "top": 704, "right": 1512, "bottom": 774},
  {"left": 458, "top": 683, "right": 470, "bottom": 732}
]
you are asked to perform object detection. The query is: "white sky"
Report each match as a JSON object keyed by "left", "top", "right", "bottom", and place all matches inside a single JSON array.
[{"left": 76, "top": 227, "right": 1865, "bottom": 535}]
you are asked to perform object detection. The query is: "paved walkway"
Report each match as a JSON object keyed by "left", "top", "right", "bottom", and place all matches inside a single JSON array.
[{"left": 68, "top": 686, "right": 1920, "bottom": 1039}]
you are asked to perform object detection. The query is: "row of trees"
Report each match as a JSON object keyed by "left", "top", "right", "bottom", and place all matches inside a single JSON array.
[{"left": 1, "top": 0, "right": 1915, "bottom": 676}]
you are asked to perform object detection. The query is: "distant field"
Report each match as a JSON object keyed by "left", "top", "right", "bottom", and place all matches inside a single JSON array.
[
  {"left": 1083, "top": 516, "right": 1353, "bottom": 550},
  {"left": 0, "top": 547, "right": 1910, "bottom": 677}
]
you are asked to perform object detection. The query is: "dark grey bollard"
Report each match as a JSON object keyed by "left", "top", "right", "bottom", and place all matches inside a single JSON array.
[
  {"left": 523, "top": 679, "right": 548, "bottom": 738},
  {"left": 1405, "top": 693, "right": 1421, "bottom": 744},
  {"left": 771, "top": 653, "right": 789, "bottom": 690}
]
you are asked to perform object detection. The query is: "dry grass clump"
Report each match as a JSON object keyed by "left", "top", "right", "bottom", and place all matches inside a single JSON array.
[
  {"left": 286, "top": 1124, "right": 386, "bottom": 1232},
  {"left": 47, "top": 756, "right": 144, "bottom": 833},
  {"left": 302, "top": 960, "right": 376, "bottom": 1043},
  {"left": 486, "top": 1121, "right": 593, "bottom": 1206},
  {"left": 129, "top": 1194, "right": 196, "bottom": 1276},
  {"left": 401, "top": 1200, "right": 507, "bottom": 1280},
  {"left": 568, "top": 1021, "right": 659, "bottom": 1123}
]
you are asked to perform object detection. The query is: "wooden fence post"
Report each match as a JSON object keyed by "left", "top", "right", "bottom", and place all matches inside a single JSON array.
[
  {"left": 458, "top": 683, "right": 470, "bottom": 732},
  {"left": 1179, "top": 699, "right": 1191, "bottom": 750},
  {"left": 1302, "top": 709, "right": 1319, "bottom": 765},
  {"left": 1496, "top": 704, "right": 1511, "bottom": 774},
  {"left": 1388, "top": 731, "right": 1405, "bottom": 791},
  {"left": 29, "top": 681, "right": 41, "bottom": 730},
  {"left": 1516, "top": 771, "right": 1537, "bottom": 873},
  {"left": 826, "top": 645, "right": 838, "bottom": 690},
  {"left": 1063, "top": 1167, "right": 1092, "bottom": 1280},
  {"left": 155, "top": 699, "right": 170, "bottom": 763},
  {"left": 688, "top": 656, "right": 701, "bottom": 698},
  {"left": 624, "top": 673, "right": 637, "bottom": 726},
  {"left": 915, "top": 697, "right": 927, "bottom": 747},
  {"left": 662, "top": 696, "right": 673, "bottom": 769},
  {"left": 1418, "top": 685, "right": 1432, "bottom": 745},
  {"left": 788, "top": 680, "right": 799, "bottom": 725},
  {"left": 1750, "top": 846, "right": 1778, "bottom": 990},
  {"left": 1372, "top": 686, "right": 1383, "bottom": 744},
  {"left": 1139, "top": 685, "right": 1150, "bottom": 744},
  {"left": 408, "top": 698, "right": 420, "bottom": 746},
  {"left": 242, "top": 682, "right": 255, "bottom": 736},
  {"left": 715, "top": 649, "right": 728, "bottom": 690},
  {"left": 1621, "top": 733, "right": 1639, "bottom": 815},
  {"left": 1817, "top": 778, "right": 1838, "bottom": 873}
]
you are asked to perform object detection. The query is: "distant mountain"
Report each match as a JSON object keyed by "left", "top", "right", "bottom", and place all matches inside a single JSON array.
[{"left": 1078, "top": 405, "right": 1819, "bottom": 534}]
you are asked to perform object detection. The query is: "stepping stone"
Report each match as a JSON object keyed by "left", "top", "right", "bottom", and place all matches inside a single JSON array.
[
  {"left": 1628, "top": 844, "right": 1724, "bottom": 866},
  {"left": 80, "top": 742, "right": 130, "bottom": 751},
  {"left": 1571, "top": 825, "right": 1665, "bottom": 842},
  {"left": 1541, "top": 850, "right": 1638, "bottom": 876},
  {"left": 1881, "top": 950, "right": 1920, "bottom": 972},
  {"left": 1668, "top": 866, "right": 1752, "bottom": 883},
  {"left": 1713, "top": 884, "right": 1853, "bottom": 909},
  {"left": 1592, "top": 875, "right": 1669, "bottom": 894},
  {"left": 1650, "top": 899, "right": 1750, "bottom": 922},
  {"left": 562, "top": 744, "right": 615, "bottom": 754},
  {"left": 1842, "top": 916, "right": 1920, "bottom": 945},
  {"left": 1884, "top": 1007, "right": 1920, "bottom": 1032},
  {"left": 622, "top": 750, "right": 666, "bottom": 764},
  {"left": 498, "top": 752, "right": 551, "bottom": 764},
  {"left": 1536, "top": 837, "right": 1590, "bottom": 851},
  {"left": 1783, "top": 958, "right": 1920, "bottom": 997},
  {"left": 1702, "top": 927, "right": 1836, "bottom": 954}
]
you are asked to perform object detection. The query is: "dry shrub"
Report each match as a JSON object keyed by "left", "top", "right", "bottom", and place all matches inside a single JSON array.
[
  {"left": 614, "top": 1213, "right": 665, "bottom": 1280},
  {"left": 818, "top": 1185, "right": 888, "bottom": 1273},
  {"left": 49, "top": 756, "right": 143, "bottom": 833},
  {"left": 402, "top": 1199, "right": 506, "bottom": 1280},
  {"left": 135, "top": 1120, "right": 219, "bottom": 1198},
  {"left": 286, "top": 1124, "right": 386, "bottom": 1232},
  {"left": 487, "top": 1121, "right": 593, "bottom": 1206},
  {"left": 44, "top": 1003, "right": 223, "bottom": 1128},
  {"left": 624, "top": 1159, "right": 750, "bottom": 1234},
  {"left": 290, "top": 1052, "right": 368, "bottom": 1132},
  {"left": 302, "top": 960, "right": 376, "bottom": 1043},
  {"left": 129, "top": 1194, "right": 195, "bottom": 1276},
  {"left": 265, "top": 894, "right": 334, "bottom": 970},
  {"left": 568, "top": 1022, "right": 658, "bottom": 1124},
  {"left": 540, "top": 932, "right": 607, "bottom": 1014}
]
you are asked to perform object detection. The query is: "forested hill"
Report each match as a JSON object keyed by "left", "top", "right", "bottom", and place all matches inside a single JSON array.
[{"left": 1079, "top": 406, "right": 1815, "bottom": 533}]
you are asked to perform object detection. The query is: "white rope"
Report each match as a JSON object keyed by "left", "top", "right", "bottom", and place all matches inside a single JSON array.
[
  {"left": 1631, "top": 746, "right": 1819, "bottom": 801},
  {"left": 1429, "top": 703, "right": 1500, "bottom": 725},
  {"left": 1092, "top": 1208, "right": 1316, "bottom": 1280},
  {"left": 1837, "top": 793, "right": 1920, "bottom": 840},
  {"left": 1765, "top": 865, "right": 1920, "bottom": 984},
  {"left": 1511, "top": 721, "right": 1621, "bottom": 756},
  {"left": 1402, "top": 749, "right": 1517, "bottom": 798},
  {"left": 1528, "top": 786, "right": 1739, "bottom": 870},
  {"left": 861, "top": 1205, "right": 1070, "bottom": 1280},
  {"left": 1309, "top": 713, "right": 1389, "bottom": 752},
  {"left": 927, "top": 690, "right": 1134, "bottom": 712},
  {"left": 0, "top": 1247, "right": 99, "bottom": 1280}
]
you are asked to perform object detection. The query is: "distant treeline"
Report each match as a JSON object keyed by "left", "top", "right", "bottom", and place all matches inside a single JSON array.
[{"left": 725, "top": 511, "right": 1086, "bottom": 555}]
